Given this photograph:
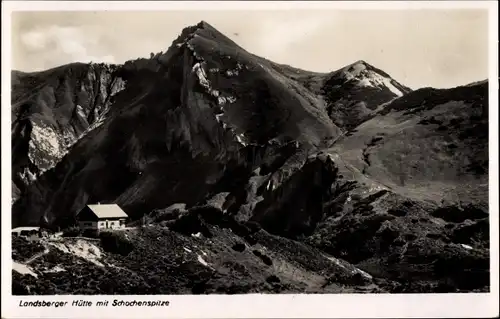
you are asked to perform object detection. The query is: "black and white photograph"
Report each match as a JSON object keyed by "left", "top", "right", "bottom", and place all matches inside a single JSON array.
[{"left": 2, "top": 1, "right": 499, "bottom": 318}]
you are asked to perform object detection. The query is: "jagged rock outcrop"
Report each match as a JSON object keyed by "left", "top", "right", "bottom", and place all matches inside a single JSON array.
[
  {"left": 11, "top": 63, "right": 125, "bottom": 203},
  {"left": 249, "top": 153, "right": 339, "bottom": 238}
]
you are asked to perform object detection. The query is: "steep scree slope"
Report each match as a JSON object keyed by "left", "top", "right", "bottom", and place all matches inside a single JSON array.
[{"left": 11, "top": 64, "right": 125, "bottom": 203}]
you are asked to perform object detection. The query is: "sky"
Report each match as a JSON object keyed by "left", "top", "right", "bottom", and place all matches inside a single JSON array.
[{"left": 11, "top": 9, "right": 489, "bottom": 89}]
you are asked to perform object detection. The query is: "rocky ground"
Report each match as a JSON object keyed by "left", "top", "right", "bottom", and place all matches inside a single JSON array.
[
  {"left": 11, "top": 21, "right": 490, "bottom": 294},
  {"left": 12, "top": 201, "right": 489, "bottom": 294},
  {"left": 13, "top": 216, "right": 381, "bottom": 295}
]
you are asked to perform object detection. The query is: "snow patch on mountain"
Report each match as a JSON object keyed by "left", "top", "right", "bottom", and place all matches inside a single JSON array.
[
  {"left": 197, "top": 255, "right": 210, "bottom": 267},
  {"left": 18, "top": 71, "right": 127, "bottom": 188},
  {"left": 191, "top": 60, "right": 244, "bottom": 146},
  {"left": 82, "top": 104, "right": 111, "bottom": 135},
  {"left": 215, "top": 113, "right": 224, "bottom": 123},
  {"left": 192, "top": 62, "right": 211, "bottom": 90},
  {"left": 235, "top": 133, "right": 248, "bottom": 147},
  {"left": 19, "top": 167, "right": 37, "bottom": 185},
  {"left": 342, "top": 62, "right": 405, "bottom": 97},
  {"left": 68, "top": 76, "right": 126, "bottom": 149},
  {"left": 225, "top": 63, "right": 245, "bottom": 77},
  {"left": 192, "top": 62, "right": 237, "bottom": 104},
  {"left": 28, "top": 125, "right": 64, "bottom": 172},
  {"left": 217, "top": 96, "right": 227, "bottom": 105},
  {"left": 76, "top": 104, "right": 87, "bottom": 120}
]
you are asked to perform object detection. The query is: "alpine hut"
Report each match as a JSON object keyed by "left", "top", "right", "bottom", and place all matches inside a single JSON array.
[{"left": 76, "top": 204, "right": 128, "bottom": 231}]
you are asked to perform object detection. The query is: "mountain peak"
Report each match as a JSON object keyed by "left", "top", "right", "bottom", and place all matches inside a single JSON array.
[
  {"left": 337, "top": 60, "right": 411, "bottom": 97},
  {"left": 165, "top": 20, "right": 239, "bottom": 55},
  {"left": 351, "top": 59, "right": 369, "bottom": 66},
  {"left": 181, "top": 20, "right": 216, "bottom": 35},
  {"left": 197, "top": 20, "right": 216, "bottom": 30}
]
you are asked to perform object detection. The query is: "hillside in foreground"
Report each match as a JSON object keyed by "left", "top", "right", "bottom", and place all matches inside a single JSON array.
[{"left": 12, "top": 204, "right": 489, "bottom": 294}]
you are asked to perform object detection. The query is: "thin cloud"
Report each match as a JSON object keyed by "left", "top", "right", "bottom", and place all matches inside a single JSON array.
[
  {"left": 18, "top": 25, "right": 116, "bottom": 70},
  {"left": 11, "top": 10, "right": 488, "bottom": 88},
  {"left": 20, "top": 29, "right": 47, "bottom": 50}
]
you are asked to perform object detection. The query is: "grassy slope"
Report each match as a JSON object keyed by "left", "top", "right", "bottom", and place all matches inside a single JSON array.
[
  {"left": 300, "top": 82, "right": 490, "bottom": 292},
  {"left": 327, "top": 83, "right": 488, "bottom": 207}
]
